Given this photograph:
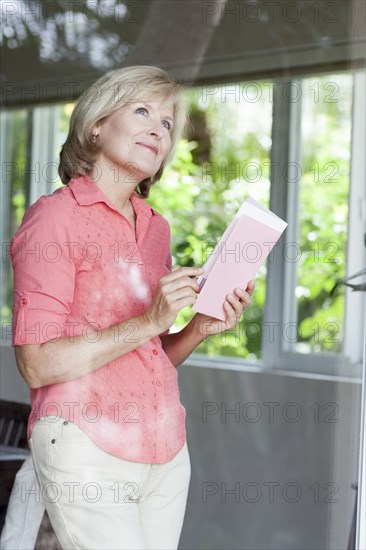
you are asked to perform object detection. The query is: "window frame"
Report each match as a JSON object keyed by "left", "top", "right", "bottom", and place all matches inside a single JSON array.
[
  {"left": 189, "top": 70, "right": 365, "bottom": 380},
  {"left": 1, "top": 71, "right": 364, "bottom": 381}
]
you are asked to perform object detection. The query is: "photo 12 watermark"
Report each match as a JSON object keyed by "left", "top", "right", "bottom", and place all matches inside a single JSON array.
[
  {"left": 6, "top": 478, "right": 142, "bottom": 505},
  {"left": 198, "top": 318, "right": 340, "bottom": 345},
  {"left": 1, "top": 1, "right": 140, "bottom": 25},
  {"left": 201, "top": 400, "right": 339, "bottom": 423},
  {"left": 201, "top": 1, "right": 340, "bottom": 25},
  {"left": 28, "top": 400, "right": 141, "bottom": 425},
  {"left": 201, "top": 160, "right": 340, "bottom": 184},
  {"left": 202, "top": 480, "right": 340, "bottom": 504},
  {"left": 200, "top": 81, "right": 340, "bottom": 105}
]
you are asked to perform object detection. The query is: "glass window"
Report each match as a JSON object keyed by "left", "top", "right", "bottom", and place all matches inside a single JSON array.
[
  {"left": 293, "top": 74, "right": 353, "bottom": 354},
  {"left": 147, "top": 82, "right": 273, "bottom": 360},
  {"left": 1, "top": 104, "right": 73, "bottom": 333},
  {"left": 1, "top": 109, "right": 30, "bottom": 328},
  {"left": 1, "top": 74, "right": 357, "bottom": 368}
]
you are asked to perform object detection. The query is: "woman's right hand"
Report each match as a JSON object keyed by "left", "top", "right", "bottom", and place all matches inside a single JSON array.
[{"left": 142, "top": 266, "right": 204, "bottom": 333}]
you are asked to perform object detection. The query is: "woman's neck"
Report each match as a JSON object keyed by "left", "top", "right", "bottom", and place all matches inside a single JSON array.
[{"left": 89, "top": 157, "right": 141, "bottom": 211}]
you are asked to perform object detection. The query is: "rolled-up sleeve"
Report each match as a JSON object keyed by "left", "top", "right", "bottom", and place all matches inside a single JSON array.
[{"left": 10, "top": 197, "right": 76, "bottom": 346}]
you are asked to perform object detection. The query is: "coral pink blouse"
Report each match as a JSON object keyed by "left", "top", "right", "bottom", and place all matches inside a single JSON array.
[{"left": 10, "top": 175, "right": 186, "bottom": 464}]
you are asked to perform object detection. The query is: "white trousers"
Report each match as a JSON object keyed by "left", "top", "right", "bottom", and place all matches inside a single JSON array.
[
  {"left": 0, "top": 455, "right": 45, "bottom": 550},
  {"left": 28, "top": 417, "right": 191, "bottom": 550}
]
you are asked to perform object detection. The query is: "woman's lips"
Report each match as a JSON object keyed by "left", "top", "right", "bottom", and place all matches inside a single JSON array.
[{"left": 136, "top": 142, "right": 158, "bottom": 155}]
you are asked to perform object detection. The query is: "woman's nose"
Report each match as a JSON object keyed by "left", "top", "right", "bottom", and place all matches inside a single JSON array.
[{"left": 148, "top": 118, "right": 163, "bottom": 137}]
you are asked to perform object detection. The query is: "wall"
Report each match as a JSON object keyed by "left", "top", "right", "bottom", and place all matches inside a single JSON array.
[
  {"left": 178, "top": 365, "right": 361, "bottom": 550},
  {"left": 0, "top": 344, "right": 29, "bottom": 404}
]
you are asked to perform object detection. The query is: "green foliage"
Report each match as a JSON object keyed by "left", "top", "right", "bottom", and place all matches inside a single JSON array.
[
  {"left": 2, "top": 110, "right": 29, "bottom": 326},
  {"left": 147, "top": 75, "right": 353, "bottom": 358},
  {"left": 147, "top": 83, "right": 274, "bottom": 359},
  {"left": 10, "top": 111, "right": 28, "bottom": 229},
  {"left": 295, "top": 74, "right": 352, "bottom": 353}
]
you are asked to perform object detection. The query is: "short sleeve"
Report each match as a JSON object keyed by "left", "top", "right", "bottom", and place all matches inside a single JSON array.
[{"left": 10, "top": 197, "right": 76, "bottom": 346}]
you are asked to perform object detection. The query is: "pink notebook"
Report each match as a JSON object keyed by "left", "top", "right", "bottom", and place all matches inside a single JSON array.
[{"left": 192, "top": 196, "right": 288, "bottom": 320}]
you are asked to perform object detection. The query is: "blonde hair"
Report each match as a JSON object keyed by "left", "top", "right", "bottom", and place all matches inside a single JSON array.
[{"left": 58, "top": 65, "right": 188, "bottom": 198}]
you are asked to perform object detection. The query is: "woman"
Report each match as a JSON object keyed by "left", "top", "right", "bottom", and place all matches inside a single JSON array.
[{"left": 9, "top": 65, "right": 254, "bottom": 550}]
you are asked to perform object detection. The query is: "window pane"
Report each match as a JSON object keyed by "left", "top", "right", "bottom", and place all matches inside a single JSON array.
[
  {"left": 55, "top": 103, "right": 76, "bottom": 189},
  {"left": 295, "top": 74, "right": 353, "bottom": 353},
  {"left": 148, "top": 82, "right": 273, "bottom": 360},
  {"left": 1, "top": 110, "right": 30, "bottom": 328},
  {"left": 1, "top": 104, "right": 73, "bottom": 335}
]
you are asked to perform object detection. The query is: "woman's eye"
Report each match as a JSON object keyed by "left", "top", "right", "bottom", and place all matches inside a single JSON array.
[
  {"left": 162, "top": 120, "right": 172, "bottom": 130},
  {"left": 136, "top": 107, "right": 172, "bottom": 130}
]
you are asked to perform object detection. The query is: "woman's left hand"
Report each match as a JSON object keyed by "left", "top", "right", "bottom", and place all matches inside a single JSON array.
[{"left": 192, "top": 280, "right": 255, "bottom": 339}]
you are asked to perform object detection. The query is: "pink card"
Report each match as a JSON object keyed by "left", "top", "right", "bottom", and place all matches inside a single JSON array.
[{"left": 192, "top": 196, "right": 288, "bottom": 320}]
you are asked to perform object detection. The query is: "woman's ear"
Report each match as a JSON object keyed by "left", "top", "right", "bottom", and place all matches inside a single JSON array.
[{"left": 91, "top": 123, "right": 100, "bottom": 136}]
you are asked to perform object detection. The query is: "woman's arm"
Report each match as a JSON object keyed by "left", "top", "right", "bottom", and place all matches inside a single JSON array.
[
  {"left": 159, "top": 315, "right": 205, "bottom": 367},
  {"left": 160, "top": 282, "right": 255, "bottom": 367},
  {"left": 15, "top": 266, "right": 202, "bottom": 389},
  {"left": 15, "top": 314, "right": 159, "bottom": 389}
]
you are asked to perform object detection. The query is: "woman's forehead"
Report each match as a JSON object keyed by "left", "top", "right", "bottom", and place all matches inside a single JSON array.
[
  {"left": 111, "top": 95, "right": 176, "bottom": 121},
  {"left": 133, "top": 95, "right": 175, "bottom": 110}
]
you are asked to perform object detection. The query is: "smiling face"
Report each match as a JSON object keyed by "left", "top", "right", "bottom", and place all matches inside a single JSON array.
[{"left": 92, "top": 97, "right": 175, "bottom": 184}]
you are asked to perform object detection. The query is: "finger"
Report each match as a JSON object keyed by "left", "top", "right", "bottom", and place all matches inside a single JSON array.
[
  {"left": 175, "top": 292, "right": 199, "bottom": 312},
  {"left": 226, "top": 294, "right": 242, "bottom": 318},
  {"left": 229, "top": 294, "right": 248, "bottom": 326},
  {"left": 163, "top": 275, "right": 201, "bottom": 294},
  {"left": 246, "top": 280, "right": 255, "bottom": 295},
  {"left": 172, "top": 266, "right": 203, "bottom": 276},
  {"left": 172, "top": 287, "right": 198, "bottom": 303},
  {"left": 224, "top": 299, "right": 239, "bottom": 325},
  {"left": 167, "top": 266, "right": 204, "bottom": 284},
  {"left": 233, "top": 288, "right": 251, "bottom": 305}
]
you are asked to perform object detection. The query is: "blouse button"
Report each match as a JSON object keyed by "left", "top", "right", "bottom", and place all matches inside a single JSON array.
[
  {"left": 152, "top": 349, "right": 159, "bottom": 356},
  {"left": 20, "top": 298, "right": 28, "bottom": 305}
]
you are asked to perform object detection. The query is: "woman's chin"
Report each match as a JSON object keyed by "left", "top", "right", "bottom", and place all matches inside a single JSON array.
[{"left": 127, "top": 162, "right": 157, "bottom": 182}]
